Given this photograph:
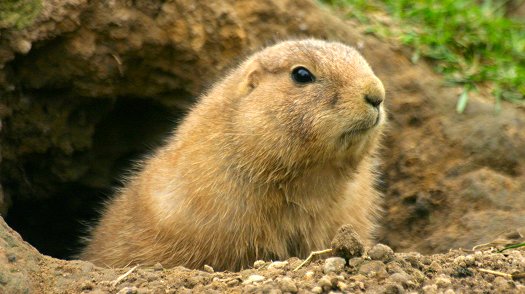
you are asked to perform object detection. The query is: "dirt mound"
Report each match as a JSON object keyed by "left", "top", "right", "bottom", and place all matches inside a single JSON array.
[
  {"left": 2, "top": 217, "right": 524, "bottom": 293},
  {"left": 1, "top": 0, "right": 525, "bottom": 292}
]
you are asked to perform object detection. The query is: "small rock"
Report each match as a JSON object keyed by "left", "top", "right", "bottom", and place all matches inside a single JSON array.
[
  {"left": 348, "top": 257, "right": 364, "bottom": 269},
  {"left": 253, "top": 260, "right": 266, "bottom": 269},
  {"left": 453, "top": 256, "right": 467, "bottom": 268},
  {"left": 368, "top": 244, "right": 394, "bottom": 262},
  {"left": 331, "top": 224, "right": 365, "bottom": 260},
  {"left": 337, "top": 281, "right": 349, "bottom": 291},
  {"left": 12, "top": 39, "right": 32, "bottom": 54},
  {"left": 153, "top": 263, "right": 163, "bottom": 271},
  {"left": 464, "top": 255, "right": 475, "bottom": 266},
  {"left": 304, "top": 271, "right": 315, "bottom": 279},
  {"left": 269, "top": 261, "right": 288, "bottom": 269},
  {"left": 383, "top": 283, "right": 404, "bottom": 294},
  {"left": 359, "top": 261, "right": 388, "bottom": 278},
  {"left": 318, "top": 275, "right": 333, "bottom": 290},
  {"left": 428, "top": 261, "right": 442, "bottom": 272},
  {"left": 244, "top": 274, "right": 265, "bottom": 284},
  {"left": 412, "top": 269, "right": 426, "bottom": 283},
  {"left": 81, "top": 262, "right": 94, "bottom": 273},
  {"left": 6, "top": 253, "right": 16, "bottom": 263},
  {"left": 226, "top": 278, "right": 240, "bottom": 286},
  {"left": 203, "top": 265, "right": 214, "bottom": 273},
  {"left": 279, "top": 277, "right": 297, "bottom": 293},
  {"left": 80, "top": 281, "right": 94, "bottom": 291},
  {"left": 422, "top": 284, "right": 438, "bottom": 294},
  {"left": 323, "top": 257, "right": 346, "bottom": 274},
  {"left": 435, "top": 275, "right": 451, "bottom": 288},
  {"left": 311, "top": 286, "right": 323, "bottom": 293},
  {"left": 493, "top": 276, "right": 510, "bottom": 291},
  {"left": 390, "top": 272, "right": 410, "bottom": 286},
  {"left": 451, "top": 267, "right": 473, "bottom": 278},
  {"left": 117, "top": 286, "right": 138, "bottom": 294},
  {"left": 443, "top": 289, "right": 455, "bottom": 294}
]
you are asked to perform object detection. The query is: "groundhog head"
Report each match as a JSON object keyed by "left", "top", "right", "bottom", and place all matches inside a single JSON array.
[{"left": 225, "top": 39, "right": 386, "bottom": 177}]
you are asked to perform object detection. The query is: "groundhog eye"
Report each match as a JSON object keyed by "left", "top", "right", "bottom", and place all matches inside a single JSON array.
[{"left": 291, "top": 66, "right": 315, "bottom": 84}]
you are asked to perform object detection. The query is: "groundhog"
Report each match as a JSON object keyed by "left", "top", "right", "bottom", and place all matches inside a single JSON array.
[{"left": 81, "top": 39, "right": 386, "bottom": 271}]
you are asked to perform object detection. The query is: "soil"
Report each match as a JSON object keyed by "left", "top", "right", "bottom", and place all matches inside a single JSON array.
[{"left": 1, "top": 0, "right": 525, "bottom": 292}]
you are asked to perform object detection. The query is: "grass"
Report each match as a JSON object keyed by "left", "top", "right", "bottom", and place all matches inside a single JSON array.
[
  {"left": 323, "top": 0, "right": 525, "bottom": 112},
  {"left": 499, "top": 242, "right": 525, "bottom": 252},
  {"left": 0, "top": 0, "right": 42, "bottom": 29}
]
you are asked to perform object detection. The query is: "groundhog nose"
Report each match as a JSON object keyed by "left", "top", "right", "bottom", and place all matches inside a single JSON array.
[{"left": 364, "top": 94, "right": 383, "bottom": 108}]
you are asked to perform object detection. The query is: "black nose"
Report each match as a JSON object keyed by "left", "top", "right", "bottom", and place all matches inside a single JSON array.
[{"left": 365, "top": 95, "right": 383, "bottom": 108}]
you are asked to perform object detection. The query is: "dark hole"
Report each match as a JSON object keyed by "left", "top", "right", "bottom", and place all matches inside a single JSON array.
[{"left": 4, "top": 97, "right": 183, "bottom": 259}]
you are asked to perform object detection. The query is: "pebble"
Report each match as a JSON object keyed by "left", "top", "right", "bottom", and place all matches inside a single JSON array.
[
  {"left": 304, "top": 271, "right": 315, "bottom": 279},
  {"left": 422, "top": 284, "right": 438, "bottom": 294},
  {"left": 464, "top": 255, "right": 475, "bottom": 266},
  {"left": 390, "top": 272, "right": 410, "bottom": 286},
  {"left": 279, "top": 277, "right": 298, "bottom": 293},
  {"left": 244, "top": 274, "right": 265, "bottom": 284},
  {"left": 269, "top": 261, "right": 288, "bottom": 269},
  {"left": 348, "top": 257, "right": 364, "bottom": 269},
  {"left": 318, "top": 275, "right": 333, "bottom": 290},
  {"left": 6, "top": 253, "right": 16, "bottom": 263},
  {"left": 493, "top": 276, "right": 510, "bottom": 291},
  {"left": 12, "top": 39, "right": 32, "bottom": 54},
  {"left": 383, "top": 283, "right": 404, "bottom": 294},
  {"left": 331, "top": 224, "right": 365, "bottom": 260},
  {"left": 226, "top": 278, "right": 240, "bottom": 286},
  {"left": 428, "top": 261, "right": 442, "bottom": 272},
  {"left": 81, "top": 262, "right": 94, "bottom": 273},
  {"left": 337, "top": 281, "right": 349, "bottom": 291},
  {"left": 435, "top": 275, "right": 451, "bottom": 288},
  {"left": 359, "top": 261, "right": 388, "bottom": 278},
  {"left": 368, "top": 244, "right": 394, "bottom": 262},
  {"left": 323, "top": 257, "right": 346, "bottom": 274},
  {"left": 203, "top": 264, "right": 214, "bottom": 273},
  {"left": 80, "top": 281, "right": 94, "bottom": 291},
  {"left": 311, "top": 286, "right": 323, "bottom": 293},
  {"left": 253, "top": 260, "right": 266, "bottom": 269},
  {"left": 153, "top": 263, "right": 163, "bottom": 271},
  {"left": 117, "top": 286, "right": 138, "bottom": 294}
]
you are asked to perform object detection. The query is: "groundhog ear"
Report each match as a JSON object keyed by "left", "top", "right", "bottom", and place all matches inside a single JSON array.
[
  {"left": 246, "top": 68, "right": 260, "bottom": 90},
  {"left": 238, "top": 61, "right": 261, "bottom": 96}
]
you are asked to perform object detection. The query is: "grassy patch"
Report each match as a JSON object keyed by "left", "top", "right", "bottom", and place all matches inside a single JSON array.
[
  {"left": 324, "top": 0, "right": 525, "bottom": 112},
  {"left": 0, "top": 0, "right": 42, "bottom": 29}
]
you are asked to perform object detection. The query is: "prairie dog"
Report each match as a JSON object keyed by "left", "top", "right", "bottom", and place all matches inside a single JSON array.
[{"left": 81, "top": 39, "right": 386, "bottom": 271}]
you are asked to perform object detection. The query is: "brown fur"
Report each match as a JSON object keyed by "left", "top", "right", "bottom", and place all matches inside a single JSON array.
[{"left": 80, "top": 39, "right": 387, "bottom": 271}]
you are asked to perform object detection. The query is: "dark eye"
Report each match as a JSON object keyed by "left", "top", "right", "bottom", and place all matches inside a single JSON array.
[{"left": 291, "top": 66, "right": 315, "bottom": 84}]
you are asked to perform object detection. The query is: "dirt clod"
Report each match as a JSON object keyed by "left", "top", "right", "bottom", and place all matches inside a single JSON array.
[
  {"left": 383, "top": 283, "right": 404, "bottom": 294},
  {"left": 6, "top": 253, "right": 16, "bottom": 263},
  {"left": 244, "top": 274, "right": 265, "bottom": 284},
  {"left": 331, "top": 224, "right": 365, "bottom": 261},
  {"left": 323, "top": 257, "right": 346, "bottom": 274},
  {"left": 369, "top": 243, "right": 395, "bottom": 262},
  {"left": 359, "top": 260, "right": 389, "bottom": 278},
  {"left": 153, "top": 263, "right": 163, "bottom": 271},
  {"left": 203, "top": 265, "right": 214, "bottom": 273},
  {"left": 278, "top": 277, "right": 298, "bottom": 293},
  {"left": 253, "top": 260, "right": 266, "bottom": 269},
  {"left": 117, "top": 286, "right": 138, "bottom": 294},
  {"left": 269, "top": 261, "right": 288, "bottom": 269},
  {"left": 390, "top": 272, "right": 411, "bottom": 287}
]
